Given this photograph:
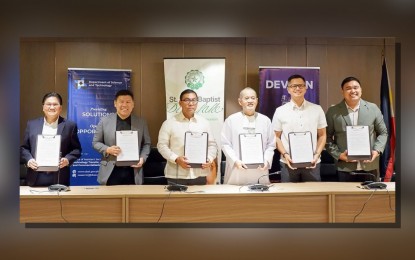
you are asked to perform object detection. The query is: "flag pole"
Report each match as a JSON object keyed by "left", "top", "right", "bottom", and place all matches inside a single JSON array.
[{"left": 379, "top": 48, "right": 396, "bottom": 182}]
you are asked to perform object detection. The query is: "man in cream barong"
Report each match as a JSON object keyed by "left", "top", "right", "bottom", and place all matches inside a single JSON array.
[{"left": 221, "top": 87, "right": 276, "bottom": 185}]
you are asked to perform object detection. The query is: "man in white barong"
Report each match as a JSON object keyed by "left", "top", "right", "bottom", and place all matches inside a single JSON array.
[{"left": 221, "top": 87, "right": 276, "bottom": 185}]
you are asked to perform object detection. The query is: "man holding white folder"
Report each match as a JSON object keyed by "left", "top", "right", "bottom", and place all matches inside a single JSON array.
[
  {"left": 20, "top": 92, "right": 82, "bottom": 187},
  {"left": 221, "top": 87, "right": 276, "bottom": 185},
  {"left": 157, "top": 89, "right": 218, "bottom": 185},
  {"left": 325, "top": 76, "right": 388, "bottom": 182},
  {"left": 271, "top": 74, "right": 327, "bottom": 182},
  {"left": 93, "top": 90, "right": 151, "bottom": 185}
]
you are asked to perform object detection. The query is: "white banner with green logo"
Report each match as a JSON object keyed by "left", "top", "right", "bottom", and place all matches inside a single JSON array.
[{"left": 163, "top": 58, "right": 225, "bottom": 181}]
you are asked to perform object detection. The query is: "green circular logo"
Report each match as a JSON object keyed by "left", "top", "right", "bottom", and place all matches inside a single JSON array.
[{"left": 185, "top": 70, "right": 204, "bottom": 90}]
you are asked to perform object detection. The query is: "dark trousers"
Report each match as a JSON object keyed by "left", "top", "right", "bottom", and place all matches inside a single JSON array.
[
  {"left": 337, "top": 169, "right": 379, "bottom": 182},
  {"left": 280, "top": 162, "right": 321, "bottom": 182},
  {"left": 30, "top": 169, "right": 70, "bottom": 187},
  {"left": 32, "top": 172, "right": 57, "bottom": 187},
  {"left": 167, "top": 176, "right": 207, "bottom": 186},
  {"left": 107, "top": 166, "right": 135, "bottom": 185}
]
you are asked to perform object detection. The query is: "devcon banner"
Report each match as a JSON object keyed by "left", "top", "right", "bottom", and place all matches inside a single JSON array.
[
  {"left": 258, "top": 67, "right": 320, "bottom": 119},
  {"left": 68, "top": 68, "right": 131, "bottom": 185}
]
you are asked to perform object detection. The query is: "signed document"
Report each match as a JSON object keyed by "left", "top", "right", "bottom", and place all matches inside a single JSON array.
[
  {"left": 346, "top": 126, "right": 371, "bottom": 160},
  {"left": 184, "top": 131, "right": 208, "bottom": 168},
  {"left": 36, "top": 135, "right": 61, "bottom": 171},
  {"left": 288, "top": 132, "right": 314, "bottom": 168},
  {"left": 239, "top": 133, "right": 264, "bottom": 169},
  {"left": 116, "top": 131, "right": 139, "bottom": 166}
]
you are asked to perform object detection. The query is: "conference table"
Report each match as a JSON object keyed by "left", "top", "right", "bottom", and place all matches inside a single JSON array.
[{"left": 20, "top": 182, "right": 396, "bottom": 223}]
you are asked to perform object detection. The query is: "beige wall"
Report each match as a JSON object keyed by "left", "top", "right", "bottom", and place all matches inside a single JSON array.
[{"left": 20, "top": 37, "right": 396, "bottom": 145}]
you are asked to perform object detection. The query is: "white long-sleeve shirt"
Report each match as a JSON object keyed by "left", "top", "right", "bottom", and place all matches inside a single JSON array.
[
  {"left": 221, "top": 112, "right": 276, "bottom": 185},
  {"left": 157, "top": 112, "right": 218, "bottom": 179}
]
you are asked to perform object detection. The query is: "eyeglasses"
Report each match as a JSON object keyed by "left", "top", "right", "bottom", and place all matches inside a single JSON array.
[
  {"left": 288, "top": 84, "right": 306, "bottom": 89},
  {"left": 181, "top": 99, "right": 198, "bottom": 104},
  {"left": 43, "top": 103, "right": 61, "bottom": 107}
]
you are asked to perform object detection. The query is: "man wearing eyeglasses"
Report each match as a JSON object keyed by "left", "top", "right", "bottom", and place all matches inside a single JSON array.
[
  {"left": 271, "top": 74, "right": 327, "bottom": 182},
  {"left": 20, "top": 92, "right": 82, "bottom": 187},
  {"left": 157, "top": 89, "right": 218, "bottom": 185},
  {"left": 325, "top": 76, "right": 387, "bottom": 182}
]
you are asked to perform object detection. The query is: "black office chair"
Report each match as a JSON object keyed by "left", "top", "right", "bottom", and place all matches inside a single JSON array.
[
  {"left": 142, "top": 147, "right": 168, "bottom": 185},
  {"left": 20, "top": 161, "right": 28, "bottom": 186},
  {"left": 320, "top": 150, "right": 338, "bottom": 181},
  {"left": 269, "top": 149, "right": 282, "bottom": 183}
]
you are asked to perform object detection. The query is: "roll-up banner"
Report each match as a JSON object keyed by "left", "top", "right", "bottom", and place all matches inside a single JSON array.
[
  {"left": 258, "top": 66, "right": 320, "bottom": 119},
  {"left": 68, "top": 68, "right": 131, "bottom": 185},
  {"left": 163, "top": 58, "right": 225, "bottom": 182}
]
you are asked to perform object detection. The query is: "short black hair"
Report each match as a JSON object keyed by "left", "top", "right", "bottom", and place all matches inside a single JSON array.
[
  {"left": 115, "top": 89, "right": 134, "bottom": 100},
  {"left": 288, "top": 74, "right": 305, "bottom": 83},
  {"left": 341, "top": 76, "right": 361, "bottom": 88},
  {"left": 180, "top": 89, "right": 198, "bottom": 100},
  {"left": 42, "top": 92, "right": 63, "bottom": 105}
]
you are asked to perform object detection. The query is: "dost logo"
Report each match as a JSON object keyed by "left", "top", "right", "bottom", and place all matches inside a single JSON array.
[
  {"left": 73, "top": 79, "right": 87, "bottom": 89},
  {"left": 185, "top": 70, "right": 204, "bottom": 90}
]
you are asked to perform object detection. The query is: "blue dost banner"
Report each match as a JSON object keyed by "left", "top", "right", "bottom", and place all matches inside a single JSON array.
[{"left": 68, "top": 68, "right": 131, "bottom": 185}]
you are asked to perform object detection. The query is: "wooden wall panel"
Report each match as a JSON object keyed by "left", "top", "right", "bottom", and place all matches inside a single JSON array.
[
  {"left": 20, "top": 37, "right": 396, "bottom": 145},
  {"left": 141, "top": 42, "right": 184, "bottom": 144},
  {"left": 287, "top": 43, "right": 307, "bottom": 66},
  {"left": 55, "top": 42, "right": 123, "bottom": 116},
  {"left": 327, "top": 45, "right": 380, "bottom": 107},
  {"left": 120, "top": 43, "right": 142, "bottom": 116},
  {"left": 246, "top": 42, "right": 287, "bottom": 91},
  {"left": 20, "top": 41, "right": 55, "bottom": 140},
  {"left": 307, "top": 44, "right": 329, "bottom": 111}
]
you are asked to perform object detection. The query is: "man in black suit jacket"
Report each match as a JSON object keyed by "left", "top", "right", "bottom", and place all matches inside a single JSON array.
[{"left": 20, "top": 92, "right": 82, "bottom": 186}]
